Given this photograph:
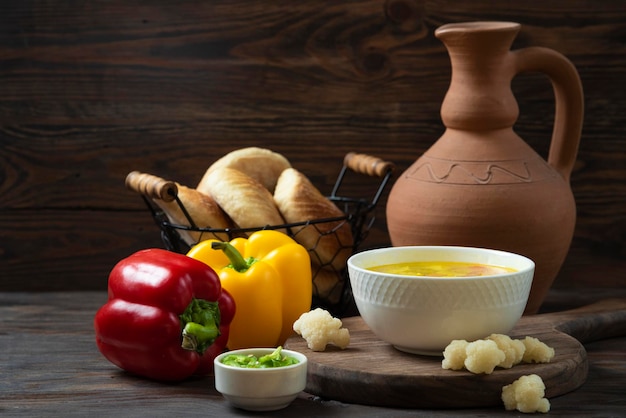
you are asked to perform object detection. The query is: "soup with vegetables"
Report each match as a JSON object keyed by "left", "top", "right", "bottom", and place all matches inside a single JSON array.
[{"left": 368, "top": 261, "right": 516, "bottom": 277}]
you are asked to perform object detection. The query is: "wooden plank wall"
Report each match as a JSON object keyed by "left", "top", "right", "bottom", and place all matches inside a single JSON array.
[{"left": 1, "top": 0, "right": 624, "bottom": 292}]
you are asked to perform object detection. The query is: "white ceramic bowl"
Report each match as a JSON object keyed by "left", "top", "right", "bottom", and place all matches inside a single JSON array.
[
  {"left": 347, "top": 246, "right": 534, "bottom": 355},
  {"left": 214, "top": 348, "right": 307, "bottom": 411}
]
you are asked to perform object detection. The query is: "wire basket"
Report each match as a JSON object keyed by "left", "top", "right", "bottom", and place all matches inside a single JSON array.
[{"left": 126, "top": 152, "right": 395, "bottom": 316}]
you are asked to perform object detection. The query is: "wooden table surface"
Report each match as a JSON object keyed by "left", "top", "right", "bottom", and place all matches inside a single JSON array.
[{"left": 1, "top": 289, "right": 625, "bottom": 417}]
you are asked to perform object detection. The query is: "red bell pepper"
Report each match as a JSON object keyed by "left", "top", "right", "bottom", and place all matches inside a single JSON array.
[{"left": 94, "top": 248, "right": 235, "bottom": 381}]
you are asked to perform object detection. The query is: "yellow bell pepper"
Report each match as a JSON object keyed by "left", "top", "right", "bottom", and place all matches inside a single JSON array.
[{"left": 187, "top": 230, "right": 312, "bottom": 349}]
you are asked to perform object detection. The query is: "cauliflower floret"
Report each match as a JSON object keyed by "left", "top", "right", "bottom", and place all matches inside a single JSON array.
[
  {"left": 464, "top": 339, "right": 505, "bottom": 374},
  {"left": 442, "top": 334, "right": 555, "bottom": 375},
  {"left": 502, "top": 374, "right": 550, "bottom": 413},
  {"left": 441, "top": 339, "right": 469, "bottom": 370},
  {"left": 522, "top": 336, "right": 555, "bottom": 364},
  {"left": 487, "top": 333, "right": 525, "bottom": 368},
  {"left": 292, "top": 308, "right": 350, "bottom": 351}
]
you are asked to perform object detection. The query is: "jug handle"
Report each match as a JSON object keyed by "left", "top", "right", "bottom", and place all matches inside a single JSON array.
[{"left": 511, "top": 47, "right": 584, "bottom": 182}]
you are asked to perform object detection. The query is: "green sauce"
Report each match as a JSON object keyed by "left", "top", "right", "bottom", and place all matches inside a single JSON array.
[{"left": 220, "top": 346, "right": 299, "bottom": 368}]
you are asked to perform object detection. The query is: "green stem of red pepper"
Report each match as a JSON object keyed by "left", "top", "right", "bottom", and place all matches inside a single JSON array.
[
  {"left": 211, "top": 241, "right": 256, "bottom": 272},
  {"left": 180, "top": 298, "right": 220, "bottom": 355}
]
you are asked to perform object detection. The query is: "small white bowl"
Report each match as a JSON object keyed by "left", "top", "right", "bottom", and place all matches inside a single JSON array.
[
  {"left": 214, "top": 348, "right": 307, "bottom": 411},
  {"left": 348, "top": 246, "right": 534, "bottom": 355}
]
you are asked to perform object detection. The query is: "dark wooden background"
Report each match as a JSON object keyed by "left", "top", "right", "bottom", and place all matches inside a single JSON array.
[{"left": 1, "top": 1, "right": 624, "bottom": 295}]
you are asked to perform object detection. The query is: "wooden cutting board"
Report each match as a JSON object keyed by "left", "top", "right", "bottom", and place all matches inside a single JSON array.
[{"left": 285, "top": 298, "right": 626, "bottom": 408}]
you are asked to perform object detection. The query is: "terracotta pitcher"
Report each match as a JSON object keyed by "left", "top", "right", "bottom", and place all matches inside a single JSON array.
[{"left": 386, "top": 22, "right": 584, "bottom": 314}]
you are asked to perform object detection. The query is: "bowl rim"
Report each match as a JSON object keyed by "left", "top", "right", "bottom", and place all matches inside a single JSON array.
[
  {"left": 214, "top": 347, "right": 307, "bottom": 372},
  {"left": 347, "top": 245, "right": 535, "bottom": 280}
]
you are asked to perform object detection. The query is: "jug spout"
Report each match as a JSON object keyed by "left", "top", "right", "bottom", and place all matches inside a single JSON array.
[{"left": 436, "top": 22, "right": 522, "bottom": 131}]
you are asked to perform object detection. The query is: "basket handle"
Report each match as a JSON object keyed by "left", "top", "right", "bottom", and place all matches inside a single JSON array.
[
  {"left": 343, "top": 152, "right": 395, "bottom": 177},
  {"left": 125, "top": 171, "right": 178, "bottom": 202}
]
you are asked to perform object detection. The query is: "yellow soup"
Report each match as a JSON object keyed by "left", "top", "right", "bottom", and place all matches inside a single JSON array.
[{"left": 368, "top": 261, "right": 517, "bottom": 277}]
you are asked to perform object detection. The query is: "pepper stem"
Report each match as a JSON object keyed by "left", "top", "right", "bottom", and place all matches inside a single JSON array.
[
  {"left": 179, "top": 298, "right": 221, "bottom": 355},
  {"left": 211, "top": 241, "right": 255, "bottom": 272}
]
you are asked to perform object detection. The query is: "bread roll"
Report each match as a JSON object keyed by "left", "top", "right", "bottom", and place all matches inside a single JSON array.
[
  {"left": 197, "top": 167, "right": 286, "bottom": 232},
  {"left": 153, "top": 183, "right": 233, "bottom": 244},
  {"left": 273, "top": 168, "right": 353, "bottom": 271},
  {"left": 199, "top": 147, "right": 291, "bottom": 193}
]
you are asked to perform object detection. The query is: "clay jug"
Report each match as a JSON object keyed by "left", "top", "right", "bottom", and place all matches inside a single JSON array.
[{"left": 386, "top": 22, "right": 584, "bottom": 314}]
